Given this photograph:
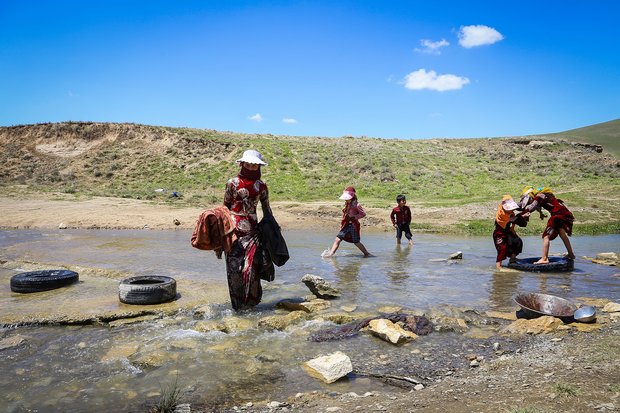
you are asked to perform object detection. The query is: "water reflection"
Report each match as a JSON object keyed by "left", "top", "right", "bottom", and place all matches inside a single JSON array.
[{"left": 387, "top": 244, "right": 413, "bottom": 285}]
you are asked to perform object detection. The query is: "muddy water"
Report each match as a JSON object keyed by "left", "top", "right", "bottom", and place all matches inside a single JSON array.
[{"left": 0, "top": 229, "right": 619, "bottom": 412}]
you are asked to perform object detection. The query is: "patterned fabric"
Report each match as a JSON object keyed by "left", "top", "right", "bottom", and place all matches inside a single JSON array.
[
  {"left": 339, "top": 200, "right": 365, "bottom": 239},
  {"left": 337, "top": 222, "right": 360, "bottom": 243},
  {"left": 493, "top": 222, "right": 523, "bottom": 262},
  {"left": 526, "top": 192, "right": 574, "bottom": 240},
  {"left": 223, "top": 175, "right": 272, "bottom": 310}
]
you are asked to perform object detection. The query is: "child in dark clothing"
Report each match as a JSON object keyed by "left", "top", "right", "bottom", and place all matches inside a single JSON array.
[{"left": 390, "top": 195, "right": 413, "bottom": 245}]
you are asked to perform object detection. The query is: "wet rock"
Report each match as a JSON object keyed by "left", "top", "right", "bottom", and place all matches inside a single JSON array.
[
  {"left": 501, "top": 316, "right": 563, "bottom": 335},
  {"left": 108, "top": 315, "right": 160, "bottom": 328},
  {"left": 449, "top": 251, "right": 463, "bottom": 260},
  {"left": 0, "top": 335, "right": 28, "bottom": 350},
  {"left": 341, "top": 305, "right": 357, "bottom": 312},
  {"left": 301, "top": 274, "right": 341, "bottom": 299},
  {"left": 278, "top": 298, "right": 331, "bottom": 313},
  {"left": 430, "top": 316, "right": 469, "bottom": 333},
  {"left": 300, "top": 299, "right": 331, "bottom": 313},
  {"left": 322, "top": 313, "right": 358, "bottom": 325},
  {"left": 193, "top": 304, "right": 214, "bottom": 319},
  {"left": 194, "top": 320, "right": 227, "bottom": 333},
  {"left": 602, "top": 302, "right": 620, "bottom": 313},
  {"left": 222, "top": 316, "right": 255, "bottom": 333},
  {"left": 258, "top": 311, "right": 308, "bottom": 330},
  {"left": 101, "top": 342, "right": 140, "bottom": 362},
  {"left": 303, "top": 351, "right": 353, "bottom": 383},
  {"left": 130, "top": 351, "right": 169, "bottom": 369},
  {"left": 368, "top": 319, "right": 417, "bottom": 345},
  {"left": 485, "top": 310, "right": 517, "bottom": 321}
]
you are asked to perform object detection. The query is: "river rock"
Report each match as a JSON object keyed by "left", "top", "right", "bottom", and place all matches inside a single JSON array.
[
  {"left": 130, "top": 350, "right": 169, "bottom": 369},
  {"left": 322, "top": 313, "right": 358, "bottom": 325},
  {"left": 430, "top": 315, "right": 469, "bottom": 333},
  {"left": 485, "top": 310, "right": 517, "bottom": 321},
  {"left": 303, "top": 351, "right": 353, "bottom": 383},
  {"left": 368, "top": 319, "right": 417, "bottom": 345},
  {"left": 278, "top": 298, "right": 331, "bottom": 313},
  {"left": 0, "top": 335, "right": 28, "bottom": 350},
  {"left": 108, "top": 315, "right": 160, "bottom": 328},
  {"left": 194, "top": 320, "right": 227, "bottom": 333},
  {"left": 301, "top": 274, "right": 341, "bottom": 299},
  {"left": 501, "top": 316, "right": 563, "bottom": 335},
  {"left": 449, "top": 251, "right": 463, "bottom": 260},
  {"left": 258, "top": 311, "right": 308, "bottom": 330},
  {"left": 222, "top": 316, "right": 255, "bottom": 333},
  {"left": 101, "top": 342, "right": 140, "bottom": 362},
  {"left": 603, "top": 302, "right": 620, "bottom": 313}
]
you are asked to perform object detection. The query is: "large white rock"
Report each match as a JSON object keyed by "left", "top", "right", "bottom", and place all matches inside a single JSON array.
[
  {"left": 303, "top": 351, "right": 353, "bottom": 383},
  {"left": 368, "top": 319, "right": 418, "bottom": 344},
  {"left": 603, "top": 302, "right": 620, "bottom": 313}
]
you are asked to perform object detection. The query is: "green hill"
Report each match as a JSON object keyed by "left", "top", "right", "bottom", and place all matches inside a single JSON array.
[
  {"left": 1, "top": 121, "right": 618, "bottom": 234},
  {"left": 542, "top": 118, "right": 620, "bottom": 157}
]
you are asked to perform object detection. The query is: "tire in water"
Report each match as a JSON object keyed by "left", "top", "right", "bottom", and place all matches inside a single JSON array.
[
  {"left": 10, "top": 269, "right": 79, "bottom": 293},
  {"left": 507, "top": 257, "right": 574, "bottom": 272},
  {"left": 118, "top": 275, "right": 177, "bottom": 305}
]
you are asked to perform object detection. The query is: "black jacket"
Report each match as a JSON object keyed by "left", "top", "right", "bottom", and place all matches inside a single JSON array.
[{"left": 258, "top": 215, "right": 290, "bottom": 269}]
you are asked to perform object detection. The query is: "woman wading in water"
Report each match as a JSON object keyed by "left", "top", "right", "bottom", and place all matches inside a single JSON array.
[{"left": 224, "top": 149, "right": 272, "bottom": 310}]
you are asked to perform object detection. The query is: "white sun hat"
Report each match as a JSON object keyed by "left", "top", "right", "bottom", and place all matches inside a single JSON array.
[
  {"left": 236, "top": 149, "right": 267, "bottom": 165},
  {"left": 502, "top": 198, "right": 519, "bottom": 211},
  {"left": 338, "top": 186, "right": 356, "bottom": 200}
]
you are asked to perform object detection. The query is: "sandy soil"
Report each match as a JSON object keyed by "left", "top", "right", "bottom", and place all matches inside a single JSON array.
[{"left": 0, "top": 194, "right": 494, "bottom": 231}]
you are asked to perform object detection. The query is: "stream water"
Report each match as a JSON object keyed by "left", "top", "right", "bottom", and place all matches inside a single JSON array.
[{"left": 1, "top": 229, "right": 619, "bottom": 412}]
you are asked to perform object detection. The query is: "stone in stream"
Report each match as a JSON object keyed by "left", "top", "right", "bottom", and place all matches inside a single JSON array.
[
  {"left": 368, "top": 319, "right": 417, "bottom": 345},
  {"left": 303, "top": 351, "right": 353, "bottom": 383},
  {"left": 301, "top": 274, "right": 341, "bottom": 299}
]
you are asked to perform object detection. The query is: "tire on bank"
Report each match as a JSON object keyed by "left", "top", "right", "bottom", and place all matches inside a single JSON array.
[
  {"left": 507, "top": 257, "right": 574, "bottom": 272},
  {"left": 10, "top": 269, "right": 79, "bottom": 293},
  {"left": 118, "top": 275, "right": 177, "bottom": 305}
]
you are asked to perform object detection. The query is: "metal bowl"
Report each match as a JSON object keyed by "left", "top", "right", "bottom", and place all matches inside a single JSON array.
[
  {"left": 513, "top": 292, "right": 577, "bottom": 318},
  {"left": 573, "top": 306, "right": 597, "bottom": 323}
]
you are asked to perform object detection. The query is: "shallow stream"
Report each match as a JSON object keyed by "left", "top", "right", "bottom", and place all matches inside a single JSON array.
[{"left": 0, "top": 229, "right": 618, "bottom": 412}]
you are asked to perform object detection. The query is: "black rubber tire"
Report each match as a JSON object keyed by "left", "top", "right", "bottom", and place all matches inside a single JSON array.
[
  {"left": 10, "top": 269, "right": 79, "bottom": 293},
  {"left": 507, "top": 256, "right": 574, "bottom": 272},
  {"left": 118, "top": 275, "right": 177, "bottom": 305}
]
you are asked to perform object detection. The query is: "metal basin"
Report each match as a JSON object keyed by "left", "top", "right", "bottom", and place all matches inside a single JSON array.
[
  {"left": 573, "top": 306, "right": 597, "bottom": 323},
  {"left": 513, "top": 292, "right": 577, "bottom": 318}
]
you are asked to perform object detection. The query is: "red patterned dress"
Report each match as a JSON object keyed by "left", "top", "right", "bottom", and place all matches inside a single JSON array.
[
  {"left": 224, "top": 174, "right": 271, "bottom": 310},
  {"left": 526, "top": 192, "right": 574, "bottom": 240}
]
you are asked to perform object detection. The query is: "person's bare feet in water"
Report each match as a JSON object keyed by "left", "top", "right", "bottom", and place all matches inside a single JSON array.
[
  {"left": 566, "top": 253, "right": 576, "bottom": 260},
  {"left": 534, "top": 258, "right": 550, "bottom": 264}
]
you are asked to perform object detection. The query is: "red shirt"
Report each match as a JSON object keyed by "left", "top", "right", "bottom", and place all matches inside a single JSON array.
[{"left": 390, "top": 205, "right": 411, "bottom": 225}]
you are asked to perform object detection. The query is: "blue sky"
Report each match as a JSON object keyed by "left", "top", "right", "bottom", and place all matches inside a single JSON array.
[{"left": 1, "top": 1, "right": 619, "bottom": 139}]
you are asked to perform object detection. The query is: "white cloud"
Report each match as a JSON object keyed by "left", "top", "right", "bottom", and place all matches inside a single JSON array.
[
  {"left": 282, "top": 118, "right": 297, "bottom": 124},
  {"left": 248, "top": 113, "right": 263, "bottom": 122},
  {"left": 415, "top": 38, "right": 449, "bottom": 55},
  {"left": 403, "top": 69, "right": 470, "bottom": 92},
  {"left": 458, "top": 25, "right": 504, "bottom": 48}
]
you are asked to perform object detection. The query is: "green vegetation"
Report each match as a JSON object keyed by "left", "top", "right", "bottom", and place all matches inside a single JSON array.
[
  {"left": 553, "top": 382, "right": 579, "bottom": 397},
  {"left": 0, "top": 121, "right": 618, "bottom": 233},
  {"left": 150, "top": 376, "right": 185, "bottom": 413}
]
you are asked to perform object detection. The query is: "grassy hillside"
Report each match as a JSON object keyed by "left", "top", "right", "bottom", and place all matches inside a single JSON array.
[
  {"left": 1, "top": 121, "right": 618, "bottom": 233},
  {"left": 542, "top": 118, "right": 620, "bottom": 157}
]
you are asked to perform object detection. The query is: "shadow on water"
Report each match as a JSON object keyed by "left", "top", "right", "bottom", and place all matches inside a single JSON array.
[{"left": 0, "top": 229, "right": 618, "bottom": 411}]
